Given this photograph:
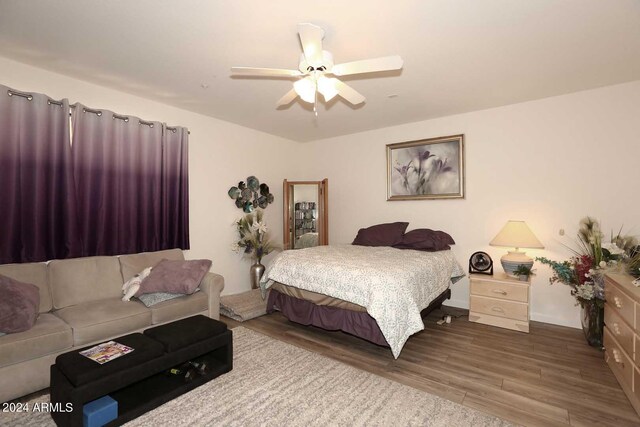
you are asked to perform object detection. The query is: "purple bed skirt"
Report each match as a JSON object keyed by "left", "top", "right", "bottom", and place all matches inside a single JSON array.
[{"left": 267, "top": 289, "right": 389, "bottom": 346}]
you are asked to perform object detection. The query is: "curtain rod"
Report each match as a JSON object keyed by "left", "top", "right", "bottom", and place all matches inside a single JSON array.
[{"left": 7, "top": 89, "right": 190, "bottom": 134}]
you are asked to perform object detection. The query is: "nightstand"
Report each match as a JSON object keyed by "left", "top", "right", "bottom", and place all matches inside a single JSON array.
[{"left": 468, "top": 272, "right": 530, "bottom": 333}]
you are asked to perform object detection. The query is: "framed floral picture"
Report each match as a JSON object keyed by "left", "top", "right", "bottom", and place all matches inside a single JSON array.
[{"left": 386, "top": 134, "right": 464, "bottom": 200}]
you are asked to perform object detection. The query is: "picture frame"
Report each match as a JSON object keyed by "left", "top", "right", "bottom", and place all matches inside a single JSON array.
[{"left": 386, "top": 134, "right": 465, "bottom": 201}]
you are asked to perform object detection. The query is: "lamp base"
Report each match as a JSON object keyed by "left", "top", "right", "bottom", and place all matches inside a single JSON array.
[{"left": 500, "top": 251, "right": 533, "bottom": 277}]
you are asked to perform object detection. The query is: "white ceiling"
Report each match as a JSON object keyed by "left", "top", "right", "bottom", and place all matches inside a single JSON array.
[{"left": 0, "top": 0, "right": 639, "bottom": 142}]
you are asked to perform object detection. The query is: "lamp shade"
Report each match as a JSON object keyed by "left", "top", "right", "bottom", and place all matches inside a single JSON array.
[{"left": 489, "top": 221, "right": 544, "bottom": 249}]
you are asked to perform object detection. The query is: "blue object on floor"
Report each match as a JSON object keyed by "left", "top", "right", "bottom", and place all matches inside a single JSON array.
[{"left": 83, "top": 395, "right": 118, "bottom": 427}]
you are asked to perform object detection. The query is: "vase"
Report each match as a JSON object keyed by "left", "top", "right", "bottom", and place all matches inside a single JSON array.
[
  {"left": 250, "top": 261, "right": 265, "bottom": 290},
  {"left": 580, "top": 300, "right": 604, "bottom": 348}
]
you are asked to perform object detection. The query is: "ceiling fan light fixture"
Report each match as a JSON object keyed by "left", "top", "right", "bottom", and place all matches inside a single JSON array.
[
  {"left": 317, "top": 76, "right": 338, "bottom": 102},
  {"left": 293, "top": 77, "right": 316, "bottom": 103}
]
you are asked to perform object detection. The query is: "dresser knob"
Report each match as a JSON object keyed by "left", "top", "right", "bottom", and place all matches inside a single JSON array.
[
  {"left": 491, "top": 306, "right": 505, "bottom": 313},
  {"left": 492, "top": 290, "right": 507, "bottom": 296},
  {"left": 614, "top": 296, "right": 623, "bottom": 308},
  {"left": 612, "top": 323, "right": 621, "bottom": 335},
  {"left": 613, "top": 349, "right": 623, "bottom": 364}
]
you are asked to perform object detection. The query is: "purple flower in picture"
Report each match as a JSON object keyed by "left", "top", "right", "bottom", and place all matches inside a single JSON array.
[
  {"left": 394, "top": 160, "right": 414, "bottom": 190},
  {"left": 433, "top": 158, "right": 453, "bottom": 173},
  {"left": 417, "top": 149, "right": 435, "bottom": 162}
]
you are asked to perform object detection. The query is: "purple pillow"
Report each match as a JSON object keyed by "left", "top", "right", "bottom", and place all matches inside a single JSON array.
[
  {"left": 393, "top": 229, "right": 455, "bottom": 252},
  {"left": 135, "top": 259, "right": 212, "bottom": 297},
  {"left": 0, "top": 274, "right": 40, "bottom": 333},
  {"left": 352, "top": 222, "right": 409, "bottom": 247}
]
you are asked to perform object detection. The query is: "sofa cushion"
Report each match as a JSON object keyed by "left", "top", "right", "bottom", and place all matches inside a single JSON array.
[
  {"left": 119, "top": 249, "right": 184, "bottom": 283},
  {"left": 49, "top": 256, "right": 122, "bottom": 309},
  {"left": 0, "top": 313, "right": 72, "bottom": 368},
  {"left": 0, "top": 262, "right": 51, "bottom": 313},
  {"left": 0, "top": 274, "right": 40, "bottom": 333},
  {"left": 53, "top": 299, "right": 151, "bottom": 346},
  {"left": 147, "top": 291, "right": 208, "bottom": 324}
]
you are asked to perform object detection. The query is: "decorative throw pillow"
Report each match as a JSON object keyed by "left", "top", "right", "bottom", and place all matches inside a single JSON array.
[
  {"left": 0, "top": 274, "right": 40, "bottom": 333},
  {"left": 393, "top": 229, "right": 455, "bottom": 251},
  {"left": 135, "top": 259, "right": 212, "bottom": 297},
  {"left": 137, "top": 289, "right": 199, "bottom": 307},
  {"left": 352, "top": 222, "right": 409, "bottom": 247}
]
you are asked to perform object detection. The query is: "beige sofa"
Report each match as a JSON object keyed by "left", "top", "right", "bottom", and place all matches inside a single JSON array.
[{"left": 0, "top": 249, "right": 224, "bottom": 403}]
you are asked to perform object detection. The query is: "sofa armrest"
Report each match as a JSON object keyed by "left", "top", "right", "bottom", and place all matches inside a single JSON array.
[{"left": 199, "top": 272, "right": 225, "bottom": 320}]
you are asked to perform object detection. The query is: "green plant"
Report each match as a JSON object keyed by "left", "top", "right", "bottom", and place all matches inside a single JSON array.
[{"left": 513, "top": 264, "right": 534, "bottom": 278}]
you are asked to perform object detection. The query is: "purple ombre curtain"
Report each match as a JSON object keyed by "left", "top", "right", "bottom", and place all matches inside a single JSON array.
[
  {"left": 161, "top": 125, "right": 190, "bottom": 250},
  {"left": 0, "top": 85, "right": 82, "bottom": 263},
  {"left": 71, "top": 105, "right": 165, "bottom": 256}
]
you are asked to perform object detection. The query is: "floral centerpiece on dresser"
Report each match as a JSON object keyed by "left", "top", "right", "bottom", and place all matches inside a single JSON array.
[
  {"left": 537, "top": 217, "right": 639, "bottom": 347},
  {"left": 232, "top": 209, "right": 277, "bottom": 289}
]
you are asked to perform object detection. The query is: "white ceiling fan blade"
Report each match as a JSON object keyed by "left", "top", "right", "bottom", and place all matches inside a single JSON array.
[
  {"left": 331, "top": 55, "right": 403, "bottom": 76},
  {"left": 231, "top": 67, "right": 303, "bottom": 77},
  {"left": 334, "top": 79, "right": 366, "bottom": 105},
  {"left": 317, "top": 76, "right": 338, "bottom": 102},
  {"left": 298, "top": 23, "right": 324, "bottom": 68},
  {"left": 276, "top": 88, "right": 299, "bottom": 107}
]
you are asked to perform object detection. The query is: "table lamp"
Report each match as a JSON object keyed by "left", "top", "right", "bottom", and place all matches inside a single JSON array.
[{"left": 489, "top": 220, "right": 544, "bottom": 277}]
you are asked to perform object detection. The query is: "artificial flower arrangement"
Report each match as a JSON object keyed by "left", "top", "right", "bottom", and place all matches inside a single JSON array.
[
  {"left": 536, "top": 217, "right": 638, "bottom": 308},
  {"left": 232, "top": 209, "right": 276, "bottom": 264},
  {"left": 536, "top": 217, "right": 639, "bottom": 347}
]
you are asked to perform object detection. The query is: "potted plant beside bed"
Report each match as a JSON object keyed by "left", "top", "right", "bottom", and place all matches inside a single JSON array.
[{"left": 513, "top": 265, "right": 535, "bottom": 282}]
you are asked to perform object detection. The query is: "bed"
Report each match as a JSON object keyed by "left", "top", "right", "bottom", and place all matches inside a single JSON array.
[{"left": 260, "top": 244, "right": 465, "bottom": 358}]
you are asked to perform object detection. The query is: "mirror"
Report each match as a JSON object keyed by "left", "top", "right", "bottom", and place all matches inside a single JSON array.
[{"left": 283, "top": 179, "right": 328, "bottom": 250}]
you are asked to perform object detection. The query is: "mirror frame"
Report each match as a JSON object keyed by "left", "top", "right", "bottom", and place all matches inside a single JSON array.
[{"left": 283, "top": 179, "right": 328, "bottom": 250}]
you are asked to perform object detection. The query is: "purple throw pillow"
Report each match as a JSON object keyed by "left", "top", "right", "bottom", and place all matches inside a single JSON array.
[
  {"left": 393, "top": 229, "right": 455, "bottom": 252},
  {"left": 135, "top": 259, "right": 212, "bottom": 297},
  {"left": 0, "top": 274, "right": 40, "bottom": 333},
  {"left": 352, "top": 222, "right": 409, "bottom": 247}
]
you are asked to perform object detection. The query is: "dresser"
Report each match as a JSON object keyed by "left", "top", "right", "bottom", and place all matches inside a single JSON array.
[
  {"left": 604, "top": 273, "right": 640, "bottom": 415},
  {"left": 468, "top": 273, "right": 530, "bottom": 333}
]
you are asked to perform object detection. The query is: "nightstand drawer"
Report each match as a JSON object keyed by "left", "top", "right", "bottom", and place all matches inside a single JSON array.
[
  {"left": 469, "top": 295, "right": 528, "bottom": 322},
  {"left": 470, "top": 279, "right": 528, "bottom": 303},
  {"left": 605, "top": 277, "right": 635, "bottom": 327},
  {"left": 605, "top": 304, "right": 634, "bottom": 357}
]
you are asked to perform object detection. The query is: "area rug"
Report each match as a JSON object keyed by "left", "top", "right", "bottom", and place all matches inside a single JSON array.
[
  {"left": 219, "top": 288, "right": 268, "bottom": 321},
  {"left": 1, "top": 327, "right": 511, "bottom": 427}
]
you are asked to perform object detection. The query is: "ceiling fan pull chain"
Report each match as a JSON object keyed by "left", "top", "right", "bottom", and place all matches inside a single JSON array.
[{"left": 314, "top": 74, "right": 319, "bottom": 117}]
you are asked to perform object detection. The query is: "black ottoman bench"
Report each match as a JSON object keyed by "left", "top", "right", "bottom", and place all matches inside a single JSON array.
[{"left": 50, "top": 315, "right": 232, "bottom": 427}]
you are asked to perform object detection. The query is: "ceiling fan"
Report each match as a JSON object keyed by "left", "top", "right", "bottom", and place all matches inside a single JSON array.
[{"left": 231, "top": 23, "right": 403, "bottom": 115}]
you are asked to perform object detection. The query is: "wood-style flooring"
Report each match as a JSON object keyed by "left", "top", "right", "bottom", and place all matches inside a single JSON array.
[{"left": 222, "top": 307, "right": 640, "bottom": 427}]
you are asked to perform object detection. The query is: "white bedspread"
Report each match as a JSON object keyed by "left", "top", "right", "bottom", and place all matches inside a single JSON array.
[{"left": 260, "top": 245, "right": 465, "bottom": 358}]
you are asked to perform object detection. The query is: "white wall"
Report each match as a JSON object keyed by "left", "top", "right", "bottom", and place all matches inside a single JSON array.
[
  {"left": 0, "top": 56, "right": 300, "bottom": 296},
  {"left": 297, "top": 80, "right": 640, "bottom": 328}
]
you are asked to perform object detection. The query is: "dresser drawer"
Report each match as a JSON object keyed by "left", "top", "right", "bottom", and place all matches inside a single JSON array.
[
  {"left": 470, "top": 279, "right": 528, "bottom": 303},
  {"left": 469, "top": 295, "right": 528, "bottom": 321},
  {"left": 634, "top": 368, "right": 640, "bottom": 402},
  {"left": 605, "top": 278, "right": 635, "bottom": 327},
  {"left": 605, "top": 304, "right": 634, "bottom": 357},
  {"left": 604, "top": 328, "right": 634, "bottom": 393}
]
